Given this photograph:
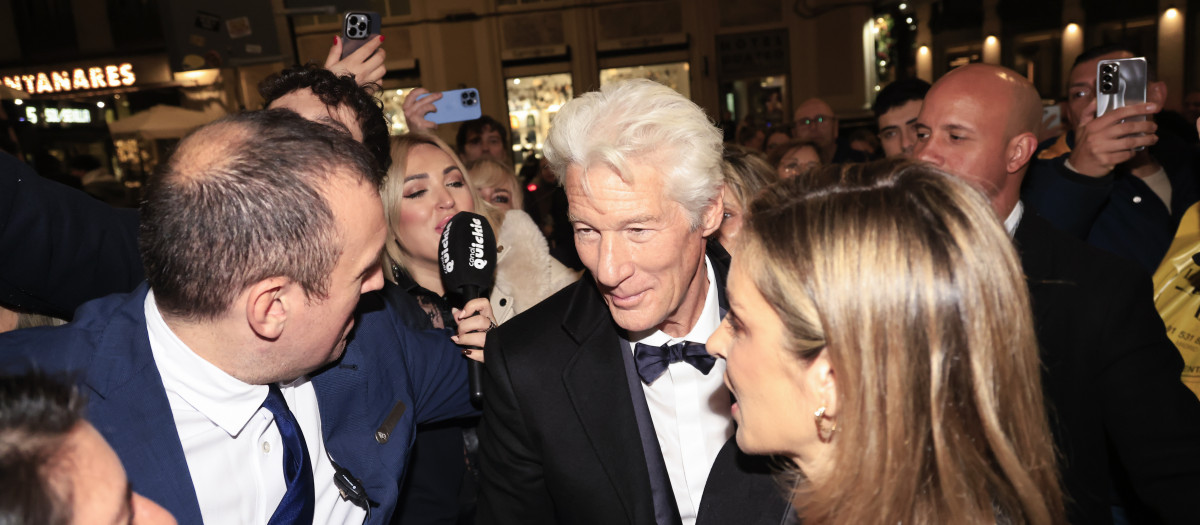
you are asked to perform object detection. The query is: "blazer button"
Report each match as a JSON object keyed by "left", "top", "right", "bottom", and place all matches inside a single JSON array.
[
  {"left": 1133, "top": 196, "right": 1143, "bottom": 203},
  {"left": 499, "top": 298, "right": 507, "bottom": 307},
  {"left": 376, "top": 431, "right": 389, "bottom": 444}
]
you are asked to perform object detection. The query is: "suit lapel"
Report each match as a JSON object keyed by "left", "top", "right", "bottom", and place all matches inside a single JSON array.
[
  {"left": 83, "top": 286, "right": 204, "bottom": 524},
  {"left": 561, "top": 277, "right": 657, "bottom": 524}
]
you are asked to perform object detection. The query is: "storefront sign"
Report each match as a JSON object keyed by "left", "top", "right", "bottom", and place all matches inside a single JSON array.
[
  {"left": 3, "top": 64, "right": 136, "bottom": 95},
  {"left": 24, "top": 106, "right": 93, "bottom": 125}
]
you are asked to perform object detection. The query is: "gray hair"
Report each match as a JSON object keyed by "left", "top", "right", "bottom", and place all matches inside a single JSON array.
[{"left": 543, "top": 79, "right": 724, "bottom": 228}]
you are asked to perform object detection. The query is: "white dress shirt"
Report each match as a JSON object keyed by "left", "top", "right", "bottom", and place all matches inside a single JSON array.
[
  {"left": 145, "top": 292, "right": 366, "bottom": 525},
  {"left": 630, "top": 257, "right": 734, "bottom": 525},
  {"left": 1005, "top": 200, "right": 1024, "bottom": 237}
]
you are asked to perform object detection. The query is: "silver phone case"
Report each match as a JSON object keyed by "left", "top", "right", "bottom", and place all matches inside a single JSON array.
[{"left": 1096, "top": 57, "right": 1147, "bottom": 150}]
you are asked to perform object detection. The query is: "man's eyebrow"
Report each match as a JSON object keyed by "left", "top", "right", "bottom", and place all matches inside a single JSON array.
[
  {"left": 905, "top": 116, "right": 919, "bottom": 125},
  {"left": 944, "top": 123, "right": 975, "bottom": 134},
  {"left": 879, "top": 124, "right": 899, "bottom": 132}
]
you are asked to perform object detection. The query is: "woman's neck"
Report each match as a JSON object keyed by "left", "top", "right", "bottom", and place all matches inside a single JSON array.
[{"left": 406, "top": 258, "right": 445, "bottom": 297}]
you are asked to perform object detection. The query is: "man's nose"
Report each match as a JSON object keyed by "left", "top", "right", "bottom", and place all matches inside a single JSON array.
[
  {"left": 593, "top": 235, "right": 633, "bottom": 288},
  {"left": 913, "top": 139, "right": 940, "bottom": 167}
]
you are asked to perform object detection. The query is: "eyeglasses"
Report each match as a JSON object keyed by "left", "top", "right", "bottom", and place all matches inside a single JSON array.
[{"left": 795, "top": 115, "right": 832, "bottom": 128}]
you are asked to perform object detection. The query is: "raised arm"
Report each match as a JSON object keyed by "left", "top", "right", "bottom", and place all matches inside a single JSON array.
[{"left": 0, "top": 153, "right": 143, "bottom": 319}]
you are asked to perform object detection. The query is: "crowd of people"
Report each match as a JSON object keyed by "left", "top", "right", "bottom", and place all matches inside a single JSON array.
[{"left": 1, "top": 37, "right": 1200, "bottom": 525}]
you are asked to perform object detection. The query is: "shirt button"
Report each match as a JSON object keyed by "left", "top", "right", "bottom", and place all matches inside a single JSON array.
[
  {"left": 1133, "top": 196, "right": 1143, "bottom": 203},
  {"left": 262, "top": 442, "right": 271, "bottom": 454}
]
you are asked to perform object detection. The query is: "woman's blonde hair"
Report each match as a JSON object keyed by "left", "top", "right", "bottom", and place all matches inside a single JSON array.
[
  {"left": 720, "top": 144, "right": 778, "bottom": 209},
  {"left": 740, "top": 159, "right": 1065, "bottom": 525},
  {"left": 466, "top": 157, "right": 524, "bottom": 210},
  {"left": 380, "top": 132, "right": 502, "bottom": 283}
]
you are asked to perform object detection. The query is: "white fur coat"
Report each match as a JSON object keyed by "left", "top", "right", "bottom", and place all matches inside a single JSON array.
[{"left": 490, "top": 209, "right": 581, "bottom": 324}]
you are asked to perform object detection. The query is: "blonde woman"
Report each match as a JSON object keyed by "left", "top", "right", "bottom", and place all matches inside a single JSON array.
[
  {"left": 716, "top": 145, "right": 778, "bottom": 252},
  {"left": 707, "top": 159, "right": 1066, "bottom": 525},
  {"left": 380, "top": 133, "right": 577, "bottom": 349},
  {"left": 379, "top": 132, "right": 578, "bottom": 524},
  {"left": 466, "top": 157, "right": 524, "bottom": 212}
]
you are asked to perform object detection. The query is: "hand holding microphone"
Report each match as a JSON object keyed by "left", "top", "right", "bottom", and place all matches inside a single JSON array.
[
  {"left": 451, "top": 298, "right": 493, "bottom": 363},
  {"left": 438, "top": 211, "right": 497, "bottom": 405}
]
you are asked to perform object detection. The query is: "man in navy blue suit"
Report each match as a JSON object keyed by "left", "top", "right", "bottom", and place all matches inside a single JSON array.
[{"left": 0, "top": 110, "right": 475, "bottom": 524}]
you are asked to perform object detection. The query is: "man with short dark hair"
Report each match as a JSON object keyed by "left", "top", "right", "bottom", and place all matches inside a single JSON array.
[
  {"left": 1023, "top": 45, "right": 1197, "bottom": 273},
  {"left": 0, "top": 110, "right": 475, "bottom": 524},
  {"left": 0, "top": 67, "right": 391, "bottom": 322},
  {"left": 261, "top": 64, "right": 392, "bottom": 177},
  {"left": 914, "top": 63, "right": 1200, "bottom": 525},
  {"left": 456, "top": 115, "right": 512, "bottom": 165},
  {"left": 0, "top": 371, "right": 176, "bottom": 525},
  {"left": 872, "top": 78, "right": 930, "bottom": 158}
]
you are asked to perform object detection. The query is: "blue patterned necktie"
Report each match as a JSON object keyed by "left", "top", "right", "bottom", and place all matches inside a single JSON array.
[
  {"left": 262, "top": 384, "right": 315, "bottom": 525},
  {"left": 633, "top": 341, "right": 717, "bottom": 385}
]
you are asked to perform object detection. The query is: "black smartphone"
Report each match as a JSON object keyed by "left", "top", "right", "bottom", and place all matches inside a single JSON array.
[{"left": 341, "top": 11, "right": 381, "bottom": 60}]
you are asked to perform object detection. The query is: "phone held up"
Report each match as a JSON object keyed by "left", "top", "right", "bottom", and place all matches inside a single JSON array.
[
  {"left": 416, "top": 88, "right": 483, "bottom": 125},
  {"left": 341, "top": 11, "right": 382, "bottom": 60},
  {"left": 1096, "top": 56, "right": 1148, "bottom": 151}
]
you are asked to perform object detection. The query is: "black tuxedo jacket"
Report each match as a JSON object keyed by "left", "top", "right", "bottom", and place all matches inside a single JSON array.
[
  {"left": 476, "top": 245, "right": 790, "bottom": 525},
  {"left": 1016, "top": 213, "right": 1200, "bottom": 525}
]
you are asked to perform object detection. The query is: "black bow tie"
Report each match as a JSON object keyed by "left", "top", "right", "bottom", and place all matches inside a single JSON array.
[{"left": 633, "top": 341, "right": 716, "bottom": 385}]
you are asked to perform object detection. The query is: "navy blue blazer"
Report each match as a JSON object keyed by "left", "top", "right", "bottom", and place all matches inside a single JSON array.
[
  {"left": 0, "top": 284, "right": 477, "bottom": 525},
  {"left": 0, "top": 152, "right": 142, "bottom": 319}
]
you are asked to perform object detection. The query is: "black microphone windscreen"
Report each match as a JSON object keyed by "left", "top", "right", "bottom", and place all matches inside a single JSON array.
[{"left": 438, "top": 211, "right": 497, "bottom": 299}]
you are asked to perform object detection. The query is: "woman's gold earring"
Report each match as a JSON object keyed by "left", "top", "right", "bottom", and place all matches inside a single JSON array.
[{"left": 814, "top": 405, "right": 837, "bottom": 442}]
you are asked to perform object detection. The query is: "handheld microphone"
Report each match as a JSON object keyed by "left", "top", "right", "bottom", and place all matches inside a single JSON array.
[{"left": 438, "top": 211, "right": 497, "bottom": 405}]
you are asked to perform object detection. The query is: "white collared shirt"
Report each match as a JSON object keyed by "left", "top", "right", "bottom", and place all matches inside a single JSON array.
[
  {"left": 1005, "top": 200, "right": 1024, "bottom": 238},
  {"left": 630, "top": 257, "right": 734, "bottom": 525},
  {"left": 145, "top": 292, "right": 365, "bottom": 525}
]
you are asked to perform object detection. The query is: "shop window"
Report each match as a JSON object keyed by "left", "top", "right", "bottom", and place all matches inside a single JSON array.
[
  {"left": 506, "top": 73, "right": 572, "bottom": 166},
  {"left": 599, "top": 62, "right": 690, "bottom": 99},
  {"left": 718, "top": 76, "right": 787, "bottom": 140}
]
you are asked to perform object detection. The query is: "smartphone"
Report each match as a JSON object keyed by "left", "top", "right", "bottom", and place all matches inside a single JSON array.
[
  {"left": 341, "top": 11, "right": 381, "bottom": 60},
  {"left": 416, "top": 88, "right": 483, "bottom": 125},
  {"left": 1096, "top": 57, "right": 1148, "bottom": 150}
]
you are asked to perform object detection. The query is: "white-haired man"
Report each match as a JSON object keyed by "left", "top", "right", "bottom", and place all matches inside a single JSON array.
[{"left": 476, "top": 80, "right": 789, "bottom": 525}]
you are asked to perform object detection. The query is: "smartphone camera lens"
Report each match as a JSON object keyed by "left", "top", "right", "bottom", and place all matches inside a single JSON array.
[{"left": 1101, "top": 81, "right": 1114, "bottom": 92}]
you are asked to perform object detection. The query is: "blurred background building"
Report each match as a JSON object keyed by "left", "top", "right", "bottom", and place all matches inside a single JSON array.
[{"left": 0, "top": 0, "right": 1195, "bottom": 174}]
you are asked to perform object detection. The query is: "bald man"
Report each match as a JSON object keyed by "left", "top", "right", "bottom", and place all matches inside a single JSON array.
[
  {"left": 792, "top": 98, "right": 868, "bottom": 164},
  {"left": 915, "top": 64, "right": 1200, "bottom": 525}
]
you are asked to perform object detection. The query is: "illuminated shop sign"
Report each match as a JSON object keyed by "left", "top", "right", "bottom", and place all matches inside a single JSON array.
[
  {"left": 24, "top": 107, "right": 93, "bottom": 125},
  {"left": 3, "top": 64, "right": 136, "bottom": 95}
]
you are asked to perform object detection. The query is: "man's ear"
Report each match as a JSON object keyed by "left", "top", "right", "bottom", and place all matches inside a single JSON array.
[
  {"left": 699, "top": 187, "right": 725, "bottom": 238},
  {"left": 245, "top": 277, "right": 292, "bottom": 340},
  {"left": 1005, "top": 132, "right": 1039, "bottom": 174}
]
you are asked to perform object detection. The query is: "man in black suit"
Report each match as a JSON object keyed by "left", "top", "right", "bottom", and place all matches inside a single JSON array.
[
  {"left": 476, "top": 79, "right": 789, "bottom": 525},
  {"left": 914, "top": 63, "right": 1200, "bottom": 525}
]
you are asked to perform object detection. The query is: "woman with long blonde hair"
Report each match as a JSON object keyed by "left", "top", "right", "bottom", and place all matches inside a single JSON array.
[{"left": 707, "top": 159, "right": 1066, "bottom": 524}]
